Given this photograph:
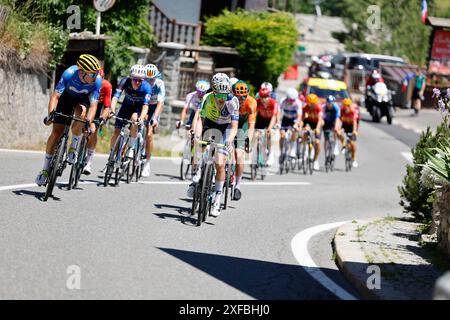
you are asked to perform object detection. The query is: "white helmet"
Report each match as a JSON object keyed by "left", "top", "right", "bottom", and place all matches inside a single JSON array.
[
  {"left": 261, "top": 82, "right": 273, "bottom": 92},
  {"left": 130, "top": 64, "right": 146, "bottom": 79},
  {"left": 145, "top": 64, "right": 159, "bottom": 79},
  {"left": 230, "top": 77, "right": 239, "bottom": 86},
  {"left": 211, "top": 73, "right": 231, "bottom": 93},
  {"left": 286, "top": 88, "right": 298, "bottom": 100},
  {"left": 195, "top": 79, "right": 210, "bottom": 92}
]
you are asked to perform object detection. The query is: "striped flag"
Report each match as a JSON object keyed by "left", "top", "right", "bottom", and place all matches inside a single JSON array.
[{"left": 421, "top": 0, "right": 428, "bottom": 24}]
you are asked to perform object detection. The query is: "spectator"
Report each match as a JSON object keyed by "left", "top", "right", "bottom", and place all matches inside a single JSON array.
[{"left": 412, "top": 67, "right": 426, "bottom": 116}]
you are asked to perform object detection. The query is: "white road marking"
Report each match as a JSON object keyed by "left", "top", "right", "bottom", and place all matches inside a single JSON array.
[
  {"left": 291, "top": 221, "right": 358, "bottom": 300},
  {"left": 0, "top": 181, "right": 97, "bottom": 192},
  {"left": 0, "top": 149, "right": 180, "bottom": 161},
  {"left": 401, "top": 152, "right": 413, "bottom": 163}
]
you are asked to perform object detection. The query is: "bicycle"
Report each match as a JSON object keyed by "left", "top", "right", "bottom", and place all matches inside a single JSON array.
[
  {"left": 279, "top": 127, "right": 297, "bottom": 175},
  {"left": 43, "top": 111, "right": 90, "bottom": 201},
  {"left": 128, "top": 122, "right": 147, "bottom": 182},
  {"left": 343, "top": 132, "right": 354, "bottom": 172},
  {"left": 250, "top": 129, "right": 268, "bottom": 181},
  {"left": 103, "top": 116, "right": 138, "bottom": 187},
  {"left": 323, "top": 129, "right": 336, "bottom": 173},
  {"left": 300, "top": 126, "right": 315, "bottom": 175},
  {"left": 223, "top": 147, "right": 236, "bottom": 210},
  {"left": 191, "top": 137, "right": 226, "bottom": 226},
  {"left": 179, "top": 125, "right": 194, "bottom": 181}
]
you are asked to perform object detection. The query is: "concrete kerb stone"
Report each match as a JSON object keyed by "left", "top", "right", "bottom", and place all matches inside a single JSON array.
[{"left": 334, "top": 218, "right": 382, "bottom": 299}]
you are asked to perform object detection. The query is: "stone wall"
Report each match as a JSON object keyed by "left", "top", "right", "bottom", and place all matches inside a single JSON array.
[
  {"left": 433, "top": 185, "right": 450, "bottom": 257},
  {"left": 0, "top": 68, "right": 50, "bottom": 148}
]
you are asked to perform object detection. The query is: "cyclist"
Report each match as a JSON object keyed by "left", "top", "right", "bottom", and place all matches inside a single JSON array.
[
  {"left": 255, "top": 82, "right": 277, "bottom": 100},
  {"left": 301, "top": 93, "right": 324, "bottom": 171},
  {"left": 338, "top": 98, "right": 359, "bottom": 168},
  {"left": 35, "top": 54, "right": 102, "bottom": 186},
  {"left": 255, "top": 87, "right": 278, "bottom": 159},
  {"left": 109, "top": 64, "right": 151, "bottom": 158},
  {"left": 141, "top": 64, "right": 166, "bottom": 177},
  {"left": 232, "top": 80, "right": 256, "bottom": 201},
  {"left": 187, "top": 73, "right": 239, "bottom": 217},
  {"left": 83, "top": 67, "right": 113, "bottom": 175},
  {"left": 176, "top": 80, "right": 210, "bottom": 130},
  {"left": 322, "top": 95, "right": 341, "bottom": 157},
  {"left": 279, "top": 88, "right": 302, "bottom": 159}
]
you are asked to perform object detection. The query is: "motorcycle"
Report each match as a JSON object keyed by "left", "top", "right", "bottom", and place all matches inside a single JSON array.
[{"left": 365, "top": 82, "right": 395, "bottom": 124}]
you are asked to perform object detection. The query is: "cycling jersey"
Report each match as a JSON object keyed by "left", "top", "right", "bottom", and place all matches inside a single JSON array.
[
  {"left": 238, "top": 96, "right": 257, "bottom": 125},
  {"left": 199, "top": 92, "right": 239, "bottom": 125},
  {"left": 99, "top": 79, "right": 112, "bottom": 108},
  {"left": 55, "top": 65, "right": 102, "bottom": 103},
  {"left": 256, "top": 98, "right": 278, "bottom": 119},
  {"left": 255, "top": 91, "right": 277, "bottom": 100},
  {"left": 323, "top": 102, "right": 340, "bottom": 124},
  {"left": 302, "top": 103, "right": 323, "bottom": 124},
  {"left": 184, "top": 91, "right": 202, "bottom": 111},
  {"left": 146, "top": 78, "right": 165, "bottom": 105},
  {"left": 114, "top": 77, "right": 152, "bottom": 106},
  {"left": 340, "top": 106, "right": 357, "bottom": 125},
  {"left": 279, "top": 98, "right": 302, "bottom": 119}
]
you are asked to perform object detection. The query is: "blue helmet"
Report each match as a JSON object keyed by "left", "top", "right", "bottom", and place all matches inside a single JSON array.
[{"left": 326, "top": 95, "right": 336, "bottom": 103}]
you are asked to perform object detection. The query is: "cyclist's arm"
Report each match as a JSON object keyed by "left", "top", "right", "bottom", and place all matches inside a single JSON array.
[
  {"left": 100, "top": 82, "right": 112, "bottom": 119},
  {"left": 139, "top": 104, "right": 149, "bottom": 123},
  {"left": 48, "top": 92, "right": 60, "bottom": 115},
  {"left": 227, "top": 120, "right": 239, "bottom": 145},
  {"left": 86, "top": 78, "right": 102, "bottom": 123},
  {"left": 179, "top": 106, "right": 188, "bottom": 124},
  {"left": 152, "top": 82, "right": 165, "bottom": 121},
  {"left": 248, "top": 100, "right": 257, "bottom": 142},
  {"left": 110, "top": 78, "right": 126, "bottom": 115}
]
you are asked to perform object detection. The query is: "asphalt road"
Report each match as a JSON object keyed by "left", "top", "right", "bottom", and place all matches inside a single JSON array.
[{"left": 0, "top": 108, "right": 436, "bottom": 299}]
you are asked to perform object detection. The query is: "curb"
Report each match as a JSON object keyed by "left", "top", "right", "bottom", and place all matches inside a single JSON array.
[{"left": 334, "top": 217, "right": 384, "bottom": 300}]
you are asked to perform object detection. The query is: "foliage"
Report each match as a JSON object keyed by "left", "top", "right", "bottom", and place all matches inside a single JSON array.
[
  {"left": 335, "top": 0, "right": 431, "bottom": 66},
  {"left": 398, "top": 120, "right": 450, "bottom": 223},
  {"left": 423, "top": 139, "right": 450, "bottom": 185},
  {"left": 202, "top": 9, "right": 297, "bottom": 88}
]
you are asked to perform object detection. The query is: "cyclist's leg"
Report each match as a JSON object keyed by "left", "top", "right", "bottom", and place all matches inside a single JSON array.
[
  {"left": 144, "top": 104, "right": 158, "bottom": 162},
  {"left": 279, "top": 129, "right": 286, "bottom": 151},
  {"left": 234, "top": 123, "right": 247, "bottom": 199},
  {"left": 85, "top": 103, "right": 104, "bottom": 172},
  {"left": 68, "top": 103, "right": 87, "bottom": 156},
  {"left": 313, "top": 123, "right": 321, "bottom": 161}
]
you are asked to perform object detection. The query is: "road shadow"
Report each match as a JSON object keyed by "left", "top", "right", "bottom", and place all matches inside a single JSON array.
[
  {"left": 157, "top": 247, "right": 348, "bottom": 299},
  {"left": 12, "top": 189, "right": 61, "bottom": 201},
  {"left": 154, "top": 173, "right": 182, "bottom": 180}
]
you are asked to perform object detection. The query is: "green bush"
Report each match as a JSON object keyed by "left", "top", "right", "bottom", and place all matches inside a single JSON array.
[
  {"left": 202, "top": 9, "right": 297, "bottom": 88},
  {"left": 398, "top": 119, "right": 450, "bottom": 223}
]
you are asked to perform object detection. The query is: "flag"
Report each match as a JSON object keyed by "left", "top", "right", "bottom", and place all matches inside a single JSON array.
[{"left": 421, "top": 0, "right": 428, "bottom": 24}]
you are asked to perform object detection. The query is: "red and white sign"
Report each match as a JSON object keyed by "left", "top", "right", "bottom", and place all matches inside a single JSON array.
[
  {"left": 93, "top": 0, "right": 116, "bottom": 12},
  {"left": 431, "top": 30, "right": 450, "bottom": 60}
]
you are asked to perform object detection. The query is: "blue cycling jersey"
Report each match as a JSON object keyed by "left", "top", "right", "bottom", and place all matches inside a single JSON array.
[
  {"left": 55, "top": 65, "right": 102, "bottom": 103},
  {"left": 323, "top": 102, "right": 341, "bottom": 123},
  {"left": 114, "top": 77, "right": 153, "bottom": 105}
]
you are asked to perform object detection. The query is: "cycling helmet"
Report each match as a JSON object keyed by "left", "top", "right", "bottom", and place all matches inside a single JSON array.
[
  {"left": 145, "top": 64, "right": 159, "bottom": 79},
  {"left": 77, "top": 54, "right": 101, "bottom": 73},
  {"left": 326, "top": 95, "right": 336, "bottom": 103},
  {"left": 195, "top": 80, "right": 210, "bottom": 93},
  {"left": 233, "top": 80, "right": 249, "bottom": 97},
  {"left": 259, "top": 87, "right": 271, "bottom": 98},
  {"left": 287, "top": 88, "right": 298, "bottom": 100},
  {"left": 211, "top": 73, "right": 231, "bottom": 93},
  {"left": 230, "top": 77, "right": 239, "bottom": 86},
  {"left": 306, "top": 93, "right": 318, "bottom": 105},
  {"left": 342, "top": 98, "right": 352, "bottom": 107},
  {"left": 261, "top": 82, "right": 273, "bottom": 92},
  {"left": 130, "top": 64, "right": 146, "bottom": 79}
]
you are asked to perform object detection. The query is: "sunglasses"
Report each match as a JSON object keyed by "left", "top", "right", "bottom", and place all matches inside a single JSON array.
[
  {"left": 214, "top": 93, "right": 228, "bottom": 100},
  {"left": 132, "top": 77, "right": 143, "bottom": 83},
  {"left": 81, "top": 71, "right": 98, "bottom": 79}
]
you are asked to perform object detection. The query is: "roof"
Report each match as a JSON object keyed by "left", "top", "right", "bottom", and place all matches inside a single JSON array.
[
  {"left": 296, "top": 14, "right": 347, "bottom": 56},
  {"left": 426, "top": 16, "right": 450, "bottom": 28},
  {"left": 380, "top": 63, "right": 419, "bottom": 84},
  {"left": 307, "top": 78, "right": 347, "bottom": 90},
  {"left": 336, "top": 52, "right": 405, "bottom": 63}
]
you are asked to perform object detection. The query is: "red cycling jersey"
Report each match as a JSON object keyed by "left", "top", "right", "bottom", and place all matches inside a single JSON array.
[
  {"left": 302, "top": 103, "right": 323, "bottom": 123},
  {"left": 340, "top": 105, "right": 358, "bottom": 125},
  {"left": 99, "top": 79, "right": 112, "bottom": 108},
  {"left": 256, "top": 98, "right": 278, "bottom": 119}
]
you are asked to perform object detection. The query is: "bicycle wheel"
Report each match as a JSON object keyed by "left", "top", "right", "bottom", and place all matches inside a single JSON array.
[
  {"left": 44, "top": 135, "right": 67, "bottom": 201},
  {"left": 104, "top": 139, "right": 120, "bottom": 187},
  {"left": 250, "top": 164, "right": 257, "bottom": 180},
  {"left": 324, "top": 139, "right": 331, "bottom": 173},
  {"left": 223, "top": 163, "right": 231, "bottom": 210},
  {"left": 198, "top": 162, "right": 213, "bottom": 226},
  {"left": 308, "top": 144, "right": 314, "bottom": 175},
  {"left": 191, "top": 181, "right": 200, "bottom": 216},
  {"left": 73, "top": 136, "right": 87, "bottom": 189}
]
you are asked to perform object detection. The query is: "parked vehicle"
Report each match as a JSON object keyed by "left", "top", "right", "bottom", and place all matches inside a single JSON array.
[{"left": 331, "top": 53, "right": 406, "bottom": 80}]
